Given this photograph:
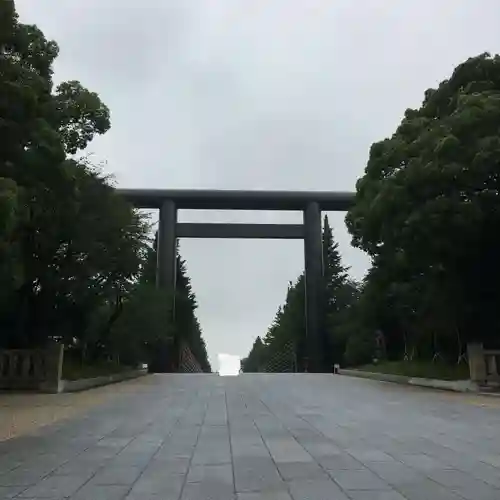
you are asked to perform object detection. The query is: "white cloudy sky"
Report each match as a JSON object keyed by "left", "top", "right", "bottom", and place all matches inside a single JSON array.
[{"left": 16, "top": 0, "right": 500, "bottom": 370}]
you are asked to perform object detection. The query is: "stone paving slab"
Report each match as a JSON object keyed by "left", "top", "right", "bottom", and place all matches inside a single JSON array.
[
  {"left": 1, "top": 374, "right": 500, "bottom": 499},
  {"left": 0, "top": 377, "right": 153, "bottom": 442}
]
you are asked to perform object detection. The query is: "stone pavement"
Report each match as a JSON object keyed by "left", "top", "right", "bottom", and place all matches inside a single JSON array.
[
  {"left": 0, "top": 378, "right": 147, "bottom": 442},
  {"left": 1, "top": 374, "right": 500, "bottom": 500}
]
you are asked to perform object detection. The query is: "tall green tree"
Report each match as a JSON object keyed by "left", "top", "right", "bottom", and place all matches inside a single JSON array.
[
  {"left": 0, "top": 1, "right": 148, "bottom": 359},
  {"left": 322, "top": 215, "right": 349, "bottom": 312},
  {"left": 241, "top": 336, "right": 265, "bottom": 372},
  {"left": 121, "top": 231, "right": 211, "bottom": 372},
  {"left": 175, "top": 254, "right": 211, "bottom": 372},
  {"left": 109, "top": 284, "right": 174, "bottom": 367},
  {"left": 244, "top": 219, "right": 353, "bottom": 372},
  {"left": 322, "top": 215, "right": 350, "bottom": 368},
  {"left": 346, "top": 52, "right": 500, "bottom": 360},
  {"left": 259, "top": 277, "right": 305, "bottom": 371},
  {"left": 0, "top": 178, "right": 22, "bottom": 305}
]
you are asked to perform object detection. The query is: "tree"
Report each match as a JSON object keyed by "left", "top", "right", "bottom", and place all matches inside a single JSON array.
[
  {"left": 173, "top": 253, "right": 210, "bottom": 372},
  {"left": 258, "top": 278, "right": 305, "bottom": 371},
  {"left": 0, "top": 178, "right": 23, "bottom": 316},
  {"left": 241, "top": 337, "right": 266, "bottom": 372},
  {"left": 109, "top": 284, "right": 174, "bottom": 367},
  {"left": 1, "top": 2, "right": 64, "bottom": 171},
  {"left": 322, "top": 215, "right": 349, "bottom": 312},
  {"left": 322, "top": 215, "right": 350, "bottom": 368},
  {"left": 0, "top": 2, "right": 149, "bottom": 361},
  {"left": 243, "top": 219, "right": 353, "bottom": 372},
  {"left": 0, "top": 2, "right": 210, "bottom": 377},
  {"left": 346, "top": 52, "right": 500, "bottom": 361},
  {"left": 326, "top": 278, "right": 361, "bottom": 366},
  {"left": 120, "top": 232, "right": 211, "bottom": 372}
]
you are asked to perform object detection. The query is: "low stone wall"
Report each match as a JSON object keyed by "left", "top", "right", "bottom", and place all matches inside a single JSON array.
[
  {"left": 338, "top": 368, "right": 478, "bottom": 393},
  {"left": 60, "top": 368, "right": 148, "bottom": 393},
  {"left": 0, "top": 343, "right": 63, "bottom": 392},
  {"left": 467, "top": 343, "right": 500, "bottom": 386},
  {"left": 1, "top": 344, "right": 147, "bottom": 393}
]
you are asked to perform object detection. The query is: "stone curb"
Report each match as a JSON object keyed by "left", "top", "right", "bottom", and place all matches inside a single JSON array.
[
  {"left": 55, "top": 368, "right": 148, "bottom": 393},
  {"left": 337, "top": 368, "right": 495, "bottom": 394}
]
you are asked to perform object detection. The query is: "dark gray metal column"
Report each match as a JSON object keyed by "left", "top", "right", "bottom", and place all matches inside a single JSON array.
[
  {"left": 303, "top": 201, "right": 324, "bottom": 372},
  {"left": 156, "top": 200, "right": 178, "bottom": 373},
  {"left": 157, "top": 199, "right": 177, "bottom": 294}
]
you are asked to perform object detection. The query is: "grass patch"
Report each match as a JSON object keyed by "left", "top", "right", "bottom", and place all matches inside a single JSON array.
[
  {"left": 62, "top": 358, "right": 133, "bottom": 381},
  {"left": 357, "top": 360, "right": 470, "bottom": 381}
]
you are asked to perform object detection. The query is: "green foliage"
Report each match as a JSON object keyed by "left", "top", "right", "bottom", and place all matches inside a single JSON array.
[
  {"left": 243, "top": 217, "right": 355, "bottom": 372},
  {"left": 344, "top": 52, "right": 500, "bottom": 367},
  {"left": 119, "top": 233, "right": 211, "bottom": 373},
  {"left": 0, "top": 157, "right": 149, "bottom": 349},
  {"left": 62, "top": 356, "right": 131, "bottom": 381},
  {"left": 240, "top": 337, "right": 265, "bottom": 372},
  {"left": 245, "top": 54, "right": 500, "bottom": 374},
  {"left": 357, "top": 360, "right": 470, "bottom": 381},
  {"left": 0, "top": 178, "right": 23, "bottom": 300},
  {"left": 174, "top": 253, "right": 211, "bottom": 373},
  {"left": 323, "top": 215, "right": 349, "bottom": 312},
  {"left": 109, "top": 284, "right": 174, "bottom": 367},
  {"left": 344, "top": 331, "right": 375, "bottom": 367},
  {"left": 0, "top": 2, "right": 208, "bottom": 375},
  {"left": 54, "top": 80, "right": 110, "bottom": 154},
  {"left": 0, "top": 2, "right": 159, "bottom": 373},
  {"left": 322, "top": 216, "right": 352, "bottom": 368},
  {"left": 325, "top": 279, "right": 362, "bottom": 364}
]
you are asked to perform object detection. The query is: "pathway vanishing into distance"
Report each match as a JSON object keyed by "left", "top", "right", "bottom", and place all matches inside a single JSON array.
[{"left": 1, "top": 374, "right": 500, "bottom": 500}]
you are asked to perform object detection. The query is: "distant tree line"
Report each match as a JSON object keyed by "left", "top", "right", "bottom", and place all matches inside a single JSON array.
[
  {"left": 120, "top": 235, "right": 211, "bottom": 373},
  {"left": 0, "top": 1, "right": 210, "bottom": 372},
  {"left": 241, "top": 216, "right": 359, "bottom": 372},
  {"left": 242, "top": 53, "right": 500, "bottom": 372}
]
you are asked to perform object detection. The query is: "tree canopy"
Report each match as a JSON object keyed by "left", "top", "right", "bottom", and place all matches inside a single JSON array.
[
  {"left": 346, "top": 52, "right": 500, "bottom": 359},
  {"left": 244, "top": 53, "right": 500, "bottom": 372},
  {"left": 6, "top": 1, "right": 498, "bottom": 376},
  {"left": 241, "top": 216, "right": 357, "bottom": 372},
  {"left": 0, "top": 1, "right": 210, "bottom": 373}
]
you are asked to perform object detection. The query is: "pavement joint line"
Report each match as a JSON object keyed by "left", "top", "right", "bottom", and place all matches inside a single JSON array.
[
  {"left": 0, "top": 376, "right": 155, "bottom": 443},
  {"left": 225, "top": 386, "right": 237, "bottom": 498},
  {"left": 253, "top": 380, "right": 485, "bottom": 500},
  {"left": 51, "top": 384, "right": 196, "bottom": 500},
  {"left": 2, "top": 374, "right": 500, "bottom": 500},
  {"left": 176, "top": 388, "right": 209, "bottom": 500},
  {"left": 246, "top": 389, "right": 292, "bottom": 496},
  {"left": 4, "top": 410, "right": 128, "bottom": 497},
  {"left": 254, "top": 383, "right": 361, "bottom": 498}
]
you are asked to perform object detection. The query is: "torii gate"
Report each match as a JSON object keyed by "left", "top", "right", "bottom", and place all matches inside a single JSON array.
[{"left": 117, "top": 189, "right": 354, "bottom": 373}]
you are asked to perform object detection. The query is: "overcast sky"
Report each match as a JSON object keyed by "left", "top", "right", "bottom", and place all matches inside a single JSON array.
[{"left": 16, "top": 0, "right": 500, "bottom": 370}]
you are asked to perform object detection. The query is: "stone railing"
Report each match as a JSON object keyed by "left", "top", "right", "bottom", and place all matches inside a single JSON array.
[
  {"left": 467, "top": 343, "right": 500, "bottom": 386},
  {"left": 0, "top": 343, "right": 63, "bottom": 392}
]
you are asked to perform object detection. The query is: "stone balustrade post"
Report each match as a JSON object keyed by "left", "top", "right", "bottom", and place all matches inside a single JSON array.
[
  {"left": 40, "top": 342, "right": 64, "bottom": 393},
  {"left": 467, "top": 343, "right": 486, "bottom": 384}
]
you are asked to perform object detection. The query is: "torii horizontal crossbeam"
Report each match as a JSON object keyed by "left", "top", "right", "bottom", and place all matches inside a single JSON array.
[
  {"left": 176, "top": 223, "right": 304, "bottom": 239},
  {"left": 117, "top": 188, "right": 355, "bottom": 211}
]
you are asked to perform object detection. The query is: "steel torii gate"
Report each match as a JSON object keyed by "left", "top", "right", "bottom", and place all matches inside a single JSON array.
[{"left": 117, "top": 189, "right": 354, "bottom": 373}]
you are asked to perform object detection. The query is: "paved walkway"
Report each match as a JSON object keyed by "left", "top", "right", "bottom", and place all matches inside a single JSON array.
[
  {"left": 0, "top": 378, "right": 146, "bottom": 442},
  {"left": 1, "top": 374, "right": 500, "bottom": 500}
]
